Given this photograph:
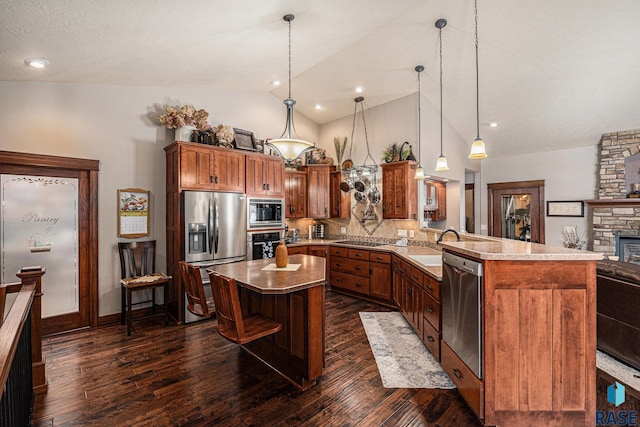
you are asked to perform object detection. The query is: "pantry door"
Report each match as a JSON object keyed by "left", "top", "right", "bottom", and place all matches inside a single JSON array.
[{"left": 0, "top": 151, "right": 98, "bottom": 335}]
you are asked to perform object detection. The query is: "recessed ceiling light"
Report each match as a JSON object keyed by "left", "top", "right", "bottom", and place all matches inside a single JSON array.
[
  {"left": 354, "top": 85, "right": 365, "bottom": 94},
  {"left": 314, "top": 103, "right": 323, "bottom": 110},
  {"left": 24, "top": 58, "right": 49, "bottom": 69},
  {"left": 270, "top": 79, "right": 281, "bottom": 86},
  {"left": 488, "top": 121, "right": 500, "bottom": 128}
]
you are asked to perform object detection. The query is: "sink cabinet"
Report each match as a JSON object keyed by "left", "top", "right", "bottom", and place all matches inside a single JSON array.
[{"left": 381, "top": 161, "right": 418, "bottom": 219}]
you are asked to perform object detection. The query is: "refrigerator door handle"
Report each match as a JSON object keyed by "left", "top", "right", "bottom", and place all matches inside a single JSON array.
[
  {"left": 214, "top": 196, "right": 220, "bottom": 254},
  {"left": 208, "top": 197, "right": 215, "bottom": 255}
]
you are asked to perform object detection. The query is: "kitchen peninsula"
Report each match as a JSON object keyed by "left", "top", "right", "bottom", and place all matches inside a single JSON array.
[
  {"left": 209, "top": 254, "right": 325, "bottom": 391},
  {"left": 439, "top": 239, "right": 602, "bottom": 427}
]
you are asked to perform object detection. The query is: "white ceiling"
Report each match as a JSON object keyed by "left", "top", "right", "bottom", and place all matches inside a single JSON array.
[{"left": 2, "top": 0, "right": 640, "bottom": 158}]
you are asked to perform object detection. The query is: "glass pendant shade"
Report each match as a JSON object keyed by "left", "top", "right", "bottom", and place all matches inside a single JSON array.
[
  {"left": 414, "top": 166, "right": 426, "bottom": 180},
  {"left": 469, "top": 137, "right": 488, "bottom": 159},
  {"left": 435, "top": 155, "right": 449, "bottom": 171}
]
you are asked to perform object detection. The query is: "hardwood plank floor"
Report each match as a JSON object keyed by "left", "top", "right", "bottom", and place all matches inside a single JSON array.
[{"left": 32, "top": 292, "right": 481, "bottom": 426}]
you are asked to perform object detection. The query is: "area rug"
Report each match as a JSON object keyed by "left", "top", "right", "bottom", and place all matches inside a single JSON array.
[
  {"left": 359, "top": 311, "right": 455, "bottom": 389},
  {"left": 597, "top": 350, "right": 640, "bottom": 392}
]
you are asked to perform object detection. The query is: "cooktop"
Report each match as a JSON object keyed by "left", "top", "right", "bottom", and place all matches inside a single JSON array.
[{"left": 337, "top": 240, "right": 387, "bottom": 247}]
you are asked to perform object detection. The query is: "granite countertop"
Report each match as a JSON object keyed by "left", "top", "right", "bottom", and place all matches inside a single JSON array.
[
  {"left": 208, "top": 254, "right": 326, "bottom": 294},
  {"left": 440, "top": 240, "right": 604, "bottom": 261}
]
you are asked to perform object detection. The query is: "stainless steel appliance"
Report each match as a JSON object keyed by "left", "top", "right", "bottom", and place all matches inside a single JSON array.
[
  {"left": 441, "top": 251, "right": 483, "bottom": 378},
  {"left": 183, "top": 191, "right": 247, "bottom": 323},
  {"left": 247, "top": 230, "right": 284, "bottom": 261},
  {"left": 247, "top": 198, "right": 284, "bottom": 230}
]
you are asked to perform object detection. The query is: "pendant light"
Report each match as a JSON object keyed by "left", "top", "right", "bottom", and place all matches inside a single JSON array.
[
  {"left": 414, "top": 65, "right": 426, "bottom": 180},
  {"left": 469, "top": 0, "right": 488, "bottom": 159},
  {"left": 435, "top": 18, "right": 449, "bottom": 172},
  {"left": 266, "top": 14, "right": 315, "bottom": 165}
]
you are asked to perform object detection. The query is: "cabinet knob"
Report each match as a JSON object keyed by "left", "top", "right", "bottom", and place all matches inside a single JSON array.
[
  {"left": 215, "top": 176, "right": 219, "bottom": 183},
  {"left": 452, "top": 369, "right": 463, "bottom": 379},
  {"left": 267, "top": 183, "right": 270, "bottom": 190},
  {"left": 426, "top": 336, "right": 435, "bottom": 343},
  {"left": 426, "top": 306, "right": 434, "bottom": 314},
  {"left": 427, "top": 284, "right": 433, "bottom": 290}
]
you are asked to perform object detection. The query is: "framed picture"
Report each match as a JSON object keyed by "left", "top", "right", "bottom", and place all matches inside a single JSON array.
[
  {"left": 232, "top": 128, "right": 256, "bottom": 151},
  {"left": 546, "top": 200, "right": 584, "bottom": 217},
  {"left": 118, "top": 188, "right": 150, "bottom": 238}
]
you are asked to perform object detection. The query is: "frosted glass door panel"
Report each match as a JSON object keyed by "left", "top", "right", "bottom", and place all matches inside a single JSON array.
[{"left": 1, "top": 175, "right": 79, "bottom": 317}]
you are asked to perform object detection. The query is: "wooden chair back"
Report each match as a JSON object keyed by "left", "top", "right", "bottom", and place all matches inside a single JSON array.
[
  {"left": 179, "top": 261, "right": 215, "bottom": 318},
  {"left": 208, "top": 271, "right": 282, "bottom": 344},
  {"left": 118, "top": 240, "right": 156, "bottom": 279}
]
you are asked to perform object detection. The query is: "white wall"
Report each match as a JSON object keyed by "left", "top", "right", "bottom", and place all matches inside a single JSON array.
[
  {"left": 0, "top": 81, "right": 319, "bottom": 317},
  {"left": 479, "top": 145, "right": 598, "bottom": 246},
  {"left": 318, "top": 93, "right": 481, "bottom": 231}
]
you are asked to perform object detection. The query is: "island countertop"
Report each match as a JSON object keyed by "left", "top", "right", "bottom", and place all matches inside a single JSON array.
[
  {"left": 440, "top": 239, "right": 604, "bottom": 261},
  {"left": 208, "top": 254, "right": 326, "bottom": 294}
]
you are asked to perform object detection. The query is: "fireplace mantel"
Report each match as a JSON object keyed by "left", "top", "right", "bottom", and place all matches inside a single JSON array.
[{"left": 584, "top": 198, "right": 640, "bottom": 207}]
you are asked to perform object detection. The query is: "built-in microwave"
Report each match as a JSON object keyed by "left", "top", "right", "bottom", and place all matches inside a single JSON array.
[{"left": 247, "top": 198, "right": 285, "bottom": 230}]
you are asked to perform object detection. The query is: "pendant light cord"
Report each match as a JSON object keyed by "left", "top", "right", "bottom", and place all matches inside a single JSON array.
[
  {"left": 349, "top": 101, "right": 356, "bottom": 159},
  {"left": 349, "top": 98, "right": 375, "bottom": 167},
  {"left": 475, "top": 0, "right": 481, "bottom": 140},
  {"left": 417, "top": 69, "right": 422, "bottom": 164},
  {"left": 287, "top": 17, "right": 292, "bottom": 100},
  {"left": 439, "top": 24, "right": 444, "bottom": 157}
]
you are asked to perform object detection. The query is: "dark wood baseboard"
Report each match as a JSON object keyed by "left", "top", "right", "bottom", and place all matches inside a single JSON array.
[{"left": 97, "top": 305, "right": 167, "bottom": 327}]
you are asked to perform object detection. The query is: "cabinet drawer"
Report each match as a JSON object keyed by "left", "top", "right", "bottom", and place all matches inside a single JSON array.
[
  {"left": 423, "top": 275, "right": 441, "bottom": 301},
  {"left": 330, "top": 256, "right": 369, "bottom": 277},
  {"left": 409, "top": 266, "right": 423, "bottom": 284},
  {"left": 422, "top": 319, "right": 441, "bottom": 361},
  {"left": 423, "top": 292, "right": 441, "bottom": 332},
  {"left": 441, "top": 341, "right": 483, "bottom": 419},
  {"left": 348, "top": 248, "right": 370, "bottom": 261},
  {"left": 287, "top": 245, "right": 307, "bottom": 255},
  {"left": 370, "top": 251, "right": 390, "bottom": 263},
  {"left": 330, "top": 271, "right": 370, "bottom": 295},
  {"left": 330, "top": 246, "right": 349, "bottom": 258},
  {"left": 398, "top": 260, "right": 411, "bottom": 275}
]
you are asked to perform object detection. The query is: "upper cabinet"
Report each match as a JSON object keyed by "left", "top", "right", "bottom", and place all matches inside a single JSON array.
[
  {"left": 245, "top": 154, "right": 285, "bottom": 198},
  {"left": 330, "top": 171, "right": 351, "bottom": 219},
  {"left": 173, "top": 142, "right": 245, "bottom": 193},
  {"left": 425, "top": 181, "right": 447, "bottom": 221},
  {"left": 284, "top": 169, "right": 307, "bottom": 218},
  {"left": 305, "top": 165, "right": 333, "bottom": 219},
  {"left": 381, "top": 161, "right": 418, "bottom": 219}
]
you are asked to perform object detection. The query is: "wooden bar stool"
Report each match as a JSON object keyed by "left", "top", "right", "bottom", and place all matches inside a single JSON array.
[
  {"left": 118, "top": 241, "right": 171, "bottom": 336},
  {"left": 208, "top": 271, "right": 282, "bottom": 344},
  {"left": 179, "top": 261, "right": 215, "bottom": 319}
]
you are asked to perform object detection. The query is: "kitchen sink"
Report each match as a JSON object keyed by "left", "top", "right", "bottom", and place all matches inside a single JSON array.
[{"left": 409, "top": 254, "right": 442, "bottom": 267}]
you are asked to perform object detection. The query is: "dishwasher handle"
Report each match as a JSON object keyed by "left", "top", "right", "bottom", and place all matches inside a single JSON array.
[{"left": 442, "top": 252, "right": 483, "bottom": 277}]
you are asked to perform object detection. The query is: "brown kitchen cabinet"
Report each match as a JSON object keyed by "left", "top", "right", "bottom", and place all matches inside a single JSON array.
[
  {"left": 369, "top": 252, "right": 391, "bottom": 301},
  {"left": 425, "top": 181, "right": 447, "bottom": 221},
  {"left": 287, "top": 245, "right": 308, "bottom": 255},
  {"left": 305, "top": 165, "right": 333, "bottom": 219},
  {"left": 330, "top": 171, "right": 351, "bottom": 218},
  {"left": 175, "top": 142, "right": 245, "bottom": 192},
  {"left": 245, "top": 153, "right": 285, "bottom": 197},
  {"left": 284, "top": 169, "right": 307, "bottom": 218},
  {"left": 329, "top": 247, "right": 393, "bottom": 305},
  {"left": 381, "top": 160, "right": 418, "bottom": 219}
]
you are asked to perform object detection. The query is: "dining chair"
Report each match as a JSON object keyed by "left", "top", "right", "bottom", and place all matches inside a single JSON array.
[
  {"left": 179, "top": 261, "right": 215, "bottom": 318},
  {"left": 207, "top": 271, "right": 282, "bottom": 345},
  {"left": 118, "top": 240, "right": 170, "bottom": 336}
]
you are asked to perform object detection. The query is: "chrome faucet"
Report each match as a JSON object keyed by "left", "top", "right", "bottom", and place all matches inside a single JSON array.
[{"left": 437, "top": 229, "right": 461, "bottom": 244}]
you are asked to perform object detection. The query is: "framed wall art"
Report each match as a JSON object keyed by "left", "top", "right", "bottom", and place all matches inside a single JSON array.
[
  {"left": 546, "top": 200, "right": 584, "bottom": 217},
  {"left": 117, "top": 188, "right": 150, "bottom": 237},
  {"left": 232, "top": 128, "right": 257, "bottom": 151}
]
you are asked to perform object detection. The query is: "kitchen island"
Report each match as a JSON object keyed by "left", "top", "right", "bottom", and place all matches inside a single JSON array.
[
  {"left": 439, "top": 240, "right": 602, "bottom": 427},
  {"left": 209, "top": 254, "right": 325, "bottom": 391}
]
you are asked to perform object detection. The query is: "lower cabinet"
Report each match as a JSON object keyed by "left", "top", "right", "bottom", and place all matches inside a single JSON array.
[
  {"left": 330, "top": 247, "right": 392, "bottom": 305},
  {"left": 287, "top": 245, "right": 308, "bottom": 255}
]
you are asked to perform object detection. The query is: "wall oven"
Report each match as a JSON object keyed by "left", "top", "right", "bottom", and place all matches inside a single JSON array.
[
  {"left": 247, "top": 198, "right": 284, "bottom": 230},
  {"left": 247, "top": 230, "right": 284, "bottom": 261},
  {"left": 441, "top": 251, "right": 483, "bottom": 379}
]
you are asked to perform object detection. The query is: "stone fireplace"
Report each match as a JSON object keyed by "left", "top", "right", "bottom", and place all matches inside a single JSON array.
[{"left": 589, "top": 128, "right": 640, "bottom": 258}]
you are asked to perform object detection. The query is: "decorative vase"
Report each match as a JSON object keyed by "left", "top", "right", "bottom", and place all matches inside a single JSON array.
[
  {"left": 174, "top": 125, "right": 197, "bottom": 142},
  {"left": 275, "top": 241, "right": 288, "bottom": 268}
]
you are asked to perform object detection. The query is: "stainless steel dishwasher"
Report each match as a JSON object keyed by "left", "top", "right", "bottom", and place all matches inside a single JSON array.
[{"left": 441, "top": 251, "right": 483, "bottom": 379}]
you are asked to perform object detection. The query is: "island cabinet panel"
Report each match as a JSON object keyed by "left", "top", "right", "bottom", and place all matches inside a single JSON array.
[
  {"left": 481, "top": 259, "right": 596, "bottom": 427},
  {"left": 245, "top": 154, "right": 285, "bottom": 197},
  {"left": 284, "top": 170, "right": 307, "bottom": 218}
]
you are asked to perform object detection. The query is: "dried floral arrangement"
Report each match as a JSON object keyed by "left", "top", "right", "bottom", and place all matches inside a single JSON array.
[
  {"left": 334, "top": 136, "right": 348, "bottom": 167},
  {"left": 157, "top": 105, "right": 210, "bottom": 131},
  {"left": 562, "top": 226, "right": 586, "bottom": 250},
  {"left": 214, "top": 124, "right": 234, "bottom": 142}
]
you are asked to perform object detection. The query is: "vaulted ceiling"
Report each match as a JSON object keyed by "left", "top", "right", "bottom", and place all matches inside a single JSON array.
[{"left": 2, "top": 0, "right": 639, "bottom": 158}]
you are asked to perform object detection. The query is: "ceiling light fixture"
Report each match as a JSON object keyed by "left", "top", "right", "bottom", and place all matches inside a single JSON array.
[
  {"left": 314, "top": 103, "right": 323, "bottom": 110},
  {"left": 266, "top": 14, "right": 315, "bottom": 166},
  {"left": 435, "top": 19, "right": 449, "bottom": 172},
  {"left": 270, "top": 79, "right": 281, "bottom": 86},
  {"left": 488, "top": 121, "right": 500, "bottom": 128},
  {"left": 24, "top": 58, "right": 49, "bottom": 69},
  {"left": 469, "top": 0, "right": 488, "bottom": 159},
  {"left": 354, "top": 85, "right": 365, "bottom": 94},
  {"left": 414, "top": 65, "right": 426, "bottom": 180}
]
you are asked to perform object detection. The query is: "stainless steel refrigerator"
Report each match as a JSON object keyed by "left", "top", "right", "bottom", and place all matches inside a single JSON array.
[{"left": 183, "top": 191, "right": 246, "bottom": 323}]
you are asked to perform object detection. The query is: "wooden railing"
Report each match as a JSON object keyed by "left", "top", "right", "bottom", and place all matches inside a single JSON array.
[{"left": 0, "top": 268, "right": 47, "bottom": 425}]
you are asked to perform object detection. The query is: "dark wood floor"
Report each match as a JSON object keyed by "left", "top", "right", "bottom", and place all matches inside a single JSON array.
[{"left": 33, "top": 291, "right": 481, "bottom": 426}]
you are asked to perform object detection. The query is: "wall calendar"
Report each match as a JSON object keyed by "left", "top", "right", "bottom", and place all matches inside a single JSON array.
[{"left": 117, "top": 188, "right": 150, "bottom": 238}]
